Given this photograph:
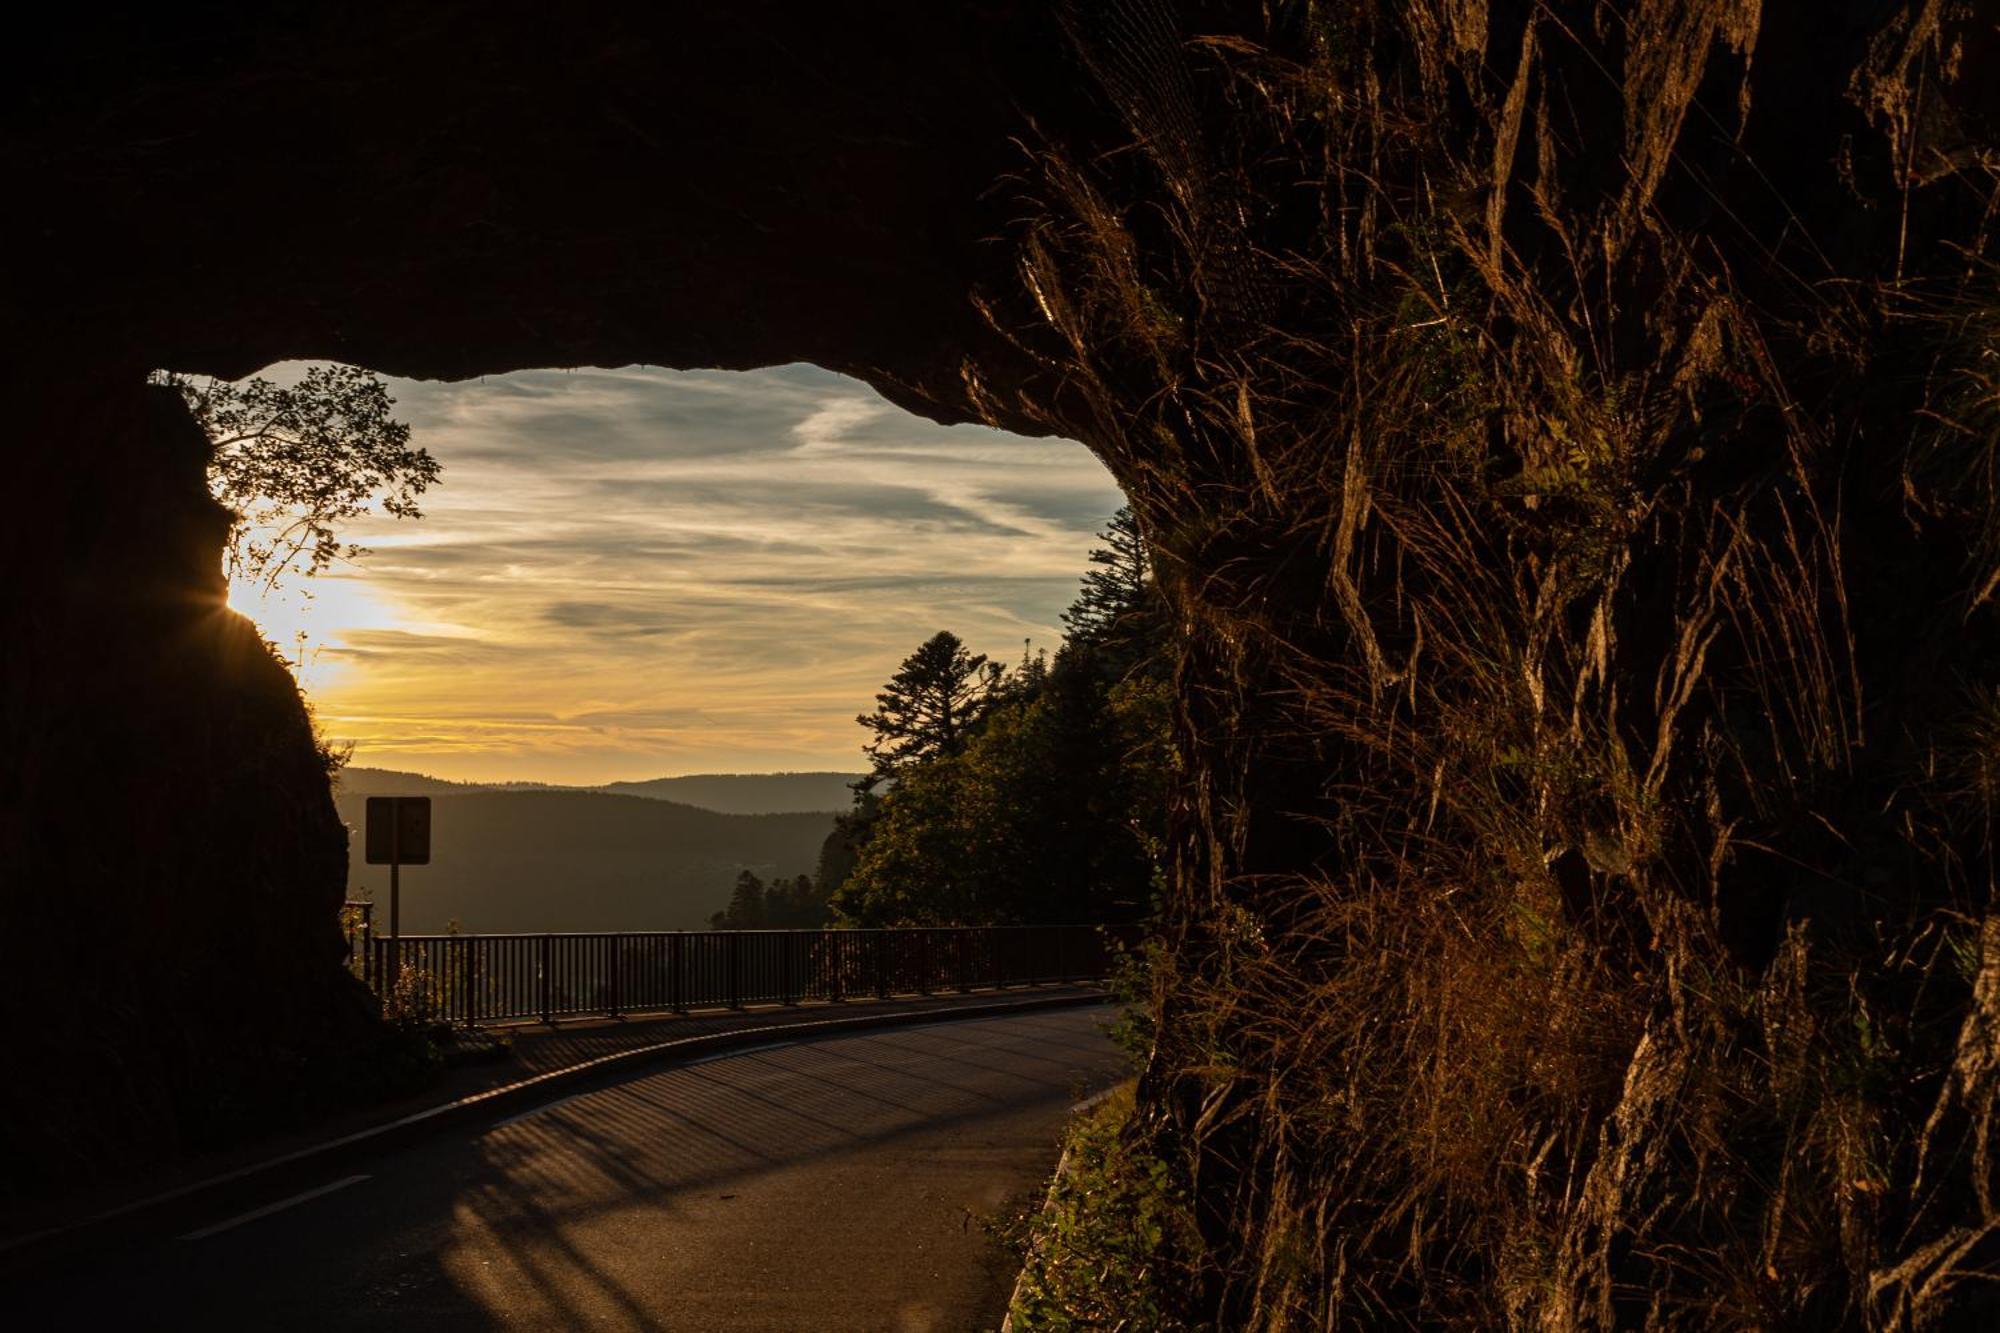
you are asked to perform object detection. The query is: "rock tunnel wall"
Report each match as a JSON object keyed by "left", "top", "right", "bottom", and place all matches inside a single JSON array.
[
  {"left": 1, "top": 371, "right": 389, "bottom": 1183},
  {"left": 9, "top": 2, "right": 2000, "bottom": 1324}
]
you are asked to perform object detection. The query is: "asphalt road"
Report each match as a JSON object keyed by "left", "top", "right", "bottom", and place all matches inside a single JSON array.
[{"left": 8, "top": 1006, "right": 1128, "bottom": 1331}]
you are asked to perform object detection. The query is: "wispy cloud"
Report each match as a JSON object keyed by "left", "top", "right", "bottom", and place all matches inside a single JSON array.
[{"left": 232, "top": 362, "right": 1124, "bottom": 783}]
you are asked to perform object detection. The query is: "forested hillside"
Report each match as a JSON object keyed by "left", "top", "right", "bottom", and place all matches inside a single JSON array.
[
  {"left": 598, "top": 772, "right": 860, "bottom": 814},
  {"left": 331, "top": 767, "right": 488, "bottom": 798},
  {"left": 335, "top": 767, "right": 861, "bottom": 814},
  {"left": 331, "top": 789, "right": 831, "bottom": 933}
]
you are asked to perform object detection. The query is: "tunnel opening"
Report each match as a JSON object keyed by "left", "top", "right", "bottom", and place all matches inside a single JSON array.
[
  {"left": 12, "top": 4, "right": 2000, "bottom": 1325},
  {"left": 189, "top": 356, "right": 1138, "bottom": 941},
  {"left": 0, "top": 341, "right": 1158, "bottom": 1199}
]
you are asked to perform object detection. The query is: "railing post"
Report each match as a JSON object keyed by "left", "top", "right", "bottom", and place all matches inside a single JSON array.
[
  {"left": 539, "top": 933, "right": 554, "bottom": 1024},
  {"left": 609, "top": 934, "right": 623, "bottom": 1018},
  {"left": 351, "top": 923, "right": 1123, "bottom": 1021},
  {"left": 673, "top": 931, "right": 687, "bottom": 1013}
]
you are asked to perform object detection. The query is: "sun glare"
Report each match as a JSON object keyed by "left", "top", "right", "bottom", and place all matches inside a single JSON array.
[{"left": 226, "top": 571, "right": 388, "bottom": 693}]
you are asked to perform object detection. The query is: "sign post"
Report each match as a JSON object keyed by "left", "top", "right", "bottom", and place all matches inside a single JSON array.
[{"left": 365, "top": 796, "right": 432, "bottom": 949}]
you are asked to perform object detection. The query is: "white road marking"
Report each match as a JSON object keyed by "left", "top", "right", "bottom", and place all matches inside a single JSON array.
[{"left": 179, "top": 1175, "right": 370, "bottom": 1241}]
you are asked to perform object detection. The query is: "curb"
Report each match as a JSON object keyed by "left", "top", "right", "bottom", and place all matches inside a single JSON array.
[
  {"left": 999, "top": 1081, "right": 1127, "bottom": 1332},
  {"left": 1, "top": 988, "right": 1111, "bottom": 1274}
]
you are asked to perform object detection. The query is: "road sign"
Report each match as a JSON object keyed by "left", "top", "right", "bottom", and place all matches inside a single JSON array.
[
  {"left": 364, "top": 797, "right": 431, "bottom": 865},
  {"left": 364, "top": 796, "right": 431, "bottom": 944}
]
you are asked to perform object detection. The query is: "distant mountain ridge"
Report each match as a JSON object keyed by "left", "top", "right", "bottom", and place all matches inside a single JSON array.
[
  {"left": 598, "top": 772, "right": 861, "bottom": 814},
  {"left": 330, "top": 783, "right": 837, "bottom": 933},
  {"left": 333, "top": 767, "right": 491, "bottom": 797},
  {"left": 335, "top": 766, "right": 862, "bottom": 814}
]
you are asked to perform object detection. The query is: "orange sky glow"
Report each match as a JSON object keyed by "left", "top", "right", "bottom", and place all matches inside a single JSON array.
[{"left": 223, "top": 363, "right": 1126, "bottom": 785}]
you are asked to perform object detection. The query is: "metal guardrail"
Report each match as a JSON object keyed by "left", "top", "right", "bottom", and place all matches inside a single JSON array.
[{"left": 353, "top": 924, "right": 1135, "bottom": 1026}]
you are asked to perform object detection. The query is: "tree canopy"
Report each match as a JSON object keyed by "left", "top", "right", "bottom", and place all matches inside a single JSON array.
[
  {"left": 829, "top": 510, "right": 1171, "bottom": 928},
  {"left": 1062, "top": 506, "right": 1166, "bottom": 684},
  {"left": 1061, "top": 506, "right": 1151, "bottom": 644},
  {"left": 855, "top": 630, "right": 1001, "bottom": 784},
  {"left": 709, "top": 869, "right": 830, "bottom": 930},
  {"left": 832, "top": 655, "right": 1169, "bottom": 926},
  {"left": 162, "top": 364, "right": 440, "bottom": 590}
]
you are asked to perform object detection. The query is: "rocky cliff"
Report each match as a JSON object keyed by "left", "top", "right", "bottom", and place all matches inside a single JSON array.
[
  {"left": 1, "top": 376, "right": 393, "bottom": 1185},
  {"left": 8, "top": 2, "right": 2000, "bottom": 1324}
]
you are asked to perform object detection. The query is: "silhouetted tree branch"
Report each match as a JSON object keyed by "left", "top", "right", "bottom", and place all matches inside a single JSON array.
[{"left": 159, "top": 364, "right": 440, "bottom": 590}]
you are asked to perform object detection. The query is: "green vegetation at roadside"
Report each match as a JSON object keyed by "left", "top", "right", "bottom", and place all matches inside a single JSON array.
[{"left": 1002, "top": 1081, "right": 1199, "bottom": 1331}]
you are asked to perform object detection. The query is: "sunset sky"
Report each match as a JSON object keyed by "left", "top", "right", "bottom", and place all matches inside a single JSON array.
[{"left": 229, "top": 362, "right": 1125, "bottom": 784}]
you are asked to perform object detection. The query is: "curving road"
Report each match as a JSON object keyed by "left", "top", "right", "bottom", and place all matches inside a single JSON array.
[{"left": 9, "top": 1006, "right": 1126, "bottom": 1331}]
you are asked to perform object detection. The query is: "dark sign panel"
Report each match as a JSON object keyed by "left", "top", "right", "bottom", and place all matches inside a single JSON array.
[{"left": 364, "top": 796, "right": 432, "bottom": 865}]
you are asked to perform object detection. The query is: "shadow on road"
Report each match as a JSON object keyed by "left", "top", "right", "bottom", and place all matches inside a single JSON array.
[{"left": 9, "top": 1009, "right": 1126, "bottom": 1331}]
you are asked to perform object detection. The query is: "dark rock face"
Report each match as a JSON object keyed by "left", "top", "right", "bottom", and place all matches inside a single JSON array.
[
  {"left": 1, "top": 375, "right": 387, "bottom": 1186},
  {"left": 8, "top": 3, "right": 2000, "bottom": 1325},
  {"left": 5, "top": 3, "right": 1086, "bottom": 420}
]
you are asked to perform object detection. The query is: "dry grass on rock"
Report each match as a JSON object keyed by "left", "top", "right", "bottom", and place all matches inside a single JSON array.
[{"left": 978, "top": 3, "right": 2000, "bottom": 1327}]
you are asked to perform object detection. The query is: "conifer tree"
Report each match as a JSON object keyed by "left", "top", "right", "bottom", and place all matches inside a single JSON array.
[
  {"left": 855, "top": 630, "right": 1000, "bottom": 783},
  {"left": 709, "top": 869, "right": 767, "bottom": 929},
  {"left": 1060, "top": 506, "right": 1151, "bottom": 645}
]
